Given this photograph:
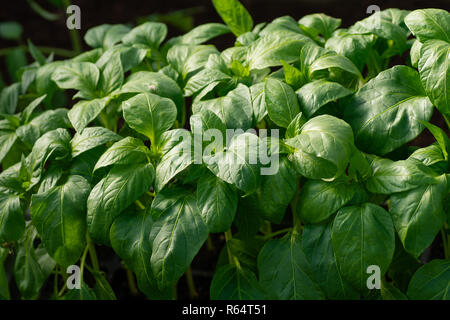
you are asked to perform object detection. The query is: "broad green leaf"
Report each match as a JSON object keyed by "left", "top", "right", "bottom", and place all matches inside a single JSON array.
[
  {"left": 122, "top": 92, "right": 177, "bottom": 146},
  {"left": 286, "top": 115, "right": 355, "bottom": 180},
  {"left": 258, "top": 232, "right": 324, "bottom": 299},
  {"left": 69, "top": 147, "right": 105, "bottom": 184},
  {"left": 92, "top": 271, "right": 117, "bottom": 300},
  {"left": 171, "top": 23, "right": 230, "bottom": 45},
  {"left": 417, "top": 40, "right": 450, "bottom": 116},
  {"left": 246, "top": 30, "right": 310, "bottom": 70},
  {"left": 297, "top": 79, "right": 352, "bottom": 118},
  {"left": 205, "top": 133, "right": 262, "bottom": 193},
  {"left": 212, "top": 0, "right": 253, "bottom": 36},
  {"left": 264, "top": 78, "right": 300, "bottom": 128},
  {"left": 94, "top": 137, "right": 151, "bottom": 171},
  {"left": 418, "top": 120, "right": 449, "bottom": 159},
  {"left": 87, "top": 163, "right": 155, "bottom": 245},
  {"left": 122, "top": 22, "right": 167, "bottom": 49},
  {"left": 192, "top": 84, "right": 253, "bottom": 130},
  {"left": 297, "top": 179, "right": 358, "bottom": 224},
  {"left": 331, "top": 203, "right": 395, "bottom": 293},
  {"left": 366, "top": 159, "right": 438, "bottom": 194},
  {"left": 150, "top": 187, "right": 208, "bottom": 288},
  {"left": 155, "top": 129, "right": 193, "bottom": 192},
  {"left": 257, "top": 157, "right": 297, "bottom": 223},
  {"left": 14, "top": 226, "right": 55, "bottom": 299},
  {"left": 110, "top": 209, "right": 172, "bottom": 299},
  {"left": 84, "top": 24, "right": 131, "bottom": 49},
  {"left": 0, "top": 193, "right": 25, "bottom": 242},
  {"left": 0, "top": 132, "right": 17, "bottom": 164},
  {"left": 0, "top": 83, "right": 20, "bottom": 114},
  {"left": 404, "top": 9, "right": 450, "bottom": 43},
  {"left": 30, "top": 175, "right": 91, "bottom": 267},
  {"left": 407, "top": 259, "right": 450, "bottom": 299},
  {"left": 197, "top": 171, "right": 238, "bottom": 233},
  {"left": 234, "top": 194, "right": 263, "bottom": 239},
  {"left": 285, "top": 112, "right": 307, "bottom": 139},
  {"left": 16, "top": 109, "right": 71, "bottom": 148},
  {"left": 409, "top": 144, "right": 447, "bottom": 173},
  {"left": 381, "top": 281, "right": 408, "bottom": 300},
  {"left": 63, "top": 283, "right": 97, "bottom": 300},
  {"left": 71, "top": 127, "right": 120, "bottom": 158},
  {"left": 298, "top": 13, "right": 341, "bottom": 40},
  {"left": 120, "top": 71, "right": 184, "bottom": 122},
  {"left": 210, "top": 264, "right": 264, "bottom": 300},
  {"left": 97, "top": 52, "right": 124, "bottom": 96},
  {"left": 303, "top": 223, "right": 359, "bottom": 299},
  {"left": 325, "top": 31, "right": 375, "bottom": 71},
  {"left": 343, "top": 66, "right": 433, "bottom": 155},
  {"left": 51, "top": 62, "right": 100, "bottom": 99},
  {"left": 21, "top": 94, "right": 47, "bottom": 124},
  {"left": 281, "top": 60, "right": 305, "bottom": 89},
  {"left": 390, "top": 174, "right": 448, "bottom": 258},
  {"left": 68, "top": 98, "right": 109, "bottom": 133},
  {"left": 96, "top": 45, "right": 147, "bottom": 73}
]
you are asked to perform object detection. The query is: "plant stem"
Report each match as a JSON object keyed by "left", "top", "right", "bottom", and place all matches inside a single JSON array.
[
  {"left": 206, "top": 235, "right": 215, "bottom": 252},
  {"left": 442, "top": 229, "right": 449, "bottom": 259},
  {"left": 62, "top": 0, "right": 82, "bottom": 54},
  {"left": 86, "top": 233, "right": 100, "bottom": 272},
  {"left": 135, "top": 199, "right": 146, "bottom": 210},
  {"left": 123, "top": 263, "right": 139, "bottom": 296},
  {"left": 291, "top": 186, "right": 302, "bottom": 233},
  {"left": 224, "top": 228, "right": 235, "bottom": 265},
  {"left": 443, "top": 114, "right": 450, "bottom": 130},
  {"left": 185, "top": 266, "right": 198, "bottom": 299},
  {"left": 262, "top": 228, "right": 293, "bottom": 240}
]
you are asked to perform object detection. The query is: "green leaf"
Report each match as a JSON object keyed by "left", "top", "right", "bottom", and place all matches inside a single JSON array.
[
  {"left": 63, "top": 283, "right": 97, "bottom": 300},
  {"left": 84, "top": 24, "right": 131, "bottom": 49},
  {"left": 92, "top": 271, "right": 117, "bottom": 300},
  {"left": 122, "top": 92, "right": 177, "bottom": 146},
  {"left": 365, "top": 158, "right": 438, "bottom": 194},
  {"left": 14, "top": 226, "right": 56, "bottom": 299},
  {"left": 27, "top": 40, "right": 46, "bottom": 66},
  {"left": 258, "top": 232, "right": 324, "bottom": 299},
  {"left": 94, "top": 137, "right": 151, "bottom": 171},
  {"left": 286, "top": 115, "right": 355, "bottom": 180},
  {"left": 68, "top": 98, "right": 109, "bottom": 133},
  {"left": 298, "top": 13, "right": 341, "bottom": 40},
  {"left": 30, "top": 175, "right": 91, "bottom": 267},
  {"left": 0, "top": 132, "right": 17, "bottom": 164},
  {"left": 381, "top": 281, "right": 408, "bottom": 300},
  {"left": 407, "top": 259, "right": 450, "bottom": 300},
  {"left": 404, "top": 9, "right": 450, "bottom": 43},
  {"left": 87, "top": 163, "right": 155, "bottom": 245},
  {"left": 197, "top": 171, "right": 238, "bottom": 233},
  {"left": 297, "top": 79, "right": 352, "bottom": 118},
  {"left": 257, "top": 157, "right": 297, "bottom": 223},
  {"left": 155, "top": 129, "right": 193, "bottom": 192},
  {"left": 212, "top": 0, "right": 253, "bottom": 36},
  {"left": 0, "top": 193, "right": 25, "bottom": 242},
  {"left": 285, "top": 112, "right": 307, "bottom": 139},
  {"left": 264, "top": 78, "right": 300, "bottom": 128},
  {"left": 122, "top": 22, "right": 167, "bottom": 49},
  {"left": 303, "top": 223, "right": 359, "bottom": 299},
  {"left": 343, "top": 66, "right": 434, "bottom": 155},
  {"left": 417, "top": 40, "right": 450, "bottom": 116},
  {"left": 297, "top": 179, "right": 358, "bottom": 224},
  {"left": 234, "top": 194, "right": 263, "bottom": 239},
  {"left": 205, "top": 132, "right": 262, "bottom": 193},
  {"left": 71, "top": 127, "right": 121, "bottom": 158},
  {"left": 418, "top": 120, "right": 449, "bottom": 159},
  {"left": 51, "top": 62, "right": 100, "bottom": 99},
  {"left": 246, "top": 30, "right": 310, "bottom": 70},
  {"left": 97, "top": 52, "right": 124, "bottom": 96},
  {"left": 170, "top": 23, "right": 230, "bottom": 45},
  {"left": 110, "top": 209, "right": 173, "bottom": 299},
  {"left": 390, "top": 174, "right": 448, "bottom": 258},
  {"left": 210, "top": 264, "right": 265, "bottom": 300},
  {"left": 0, "top": 83, "right": 20, "bottom": 114},
  {"left": 150, "top": 187, "right": 208, "bottom": 288},
  {"left": 331, "top": 203, "right": 395, "bottom": 293}
]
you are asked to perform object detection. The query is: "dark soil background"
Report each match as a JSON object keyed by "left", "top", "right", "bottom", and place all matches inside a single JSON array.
[{"left": 1, "top": 0, "right": 449, "bottom": 300}]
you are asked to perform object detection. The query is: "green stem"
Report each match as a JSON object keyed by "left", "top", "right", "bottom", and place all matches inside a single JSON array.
[
  {"left": 185, "top": 266, "right": 198, "bottom": 299},
  {"left": 206, "top": 235, "right": 215, "bottom": 252},
  {"left": 262, "top": 228, "right": 293, "bottom": 240},
  {"left": 62, "top": 0, "right": 82, "bottom": 54},
  {"left": 442, "top": 228, "right": 449, "bottom": 259},
  {"left": 135, "top": 200, "right": 146, "bottom": 210},
  {"left": 86, "top": 233, "right": 100, "bottom": 272},
  {"left": 124, "top": 264, "right": 139, "bottom": 296},
  {"left": 224, "top": 229, "right": 235, "bottom": 266},
  {"left": 79, "top": 243, "right": 90, "bottom": 281},
  {"left": 0, "top": 45, "right": 75, "bottom": 58},
  {"left": 443, "top": 114, "right": 450, "bottom": 130},
  {"left": 291, "top": 186, "right": 302, "bottom": 234}
]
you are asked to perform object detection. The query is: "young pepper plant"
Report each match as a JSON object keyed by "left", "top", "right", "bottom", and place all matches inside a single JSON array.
[{"left": 0, "top": 0, "right": 449, "bottom": 300}]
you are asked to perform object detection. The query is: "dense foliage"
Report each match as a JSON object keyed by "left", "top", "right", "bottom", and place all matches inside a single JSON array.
[{"left": 0, "top": 0, "right": 449, "bottom": 300}]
